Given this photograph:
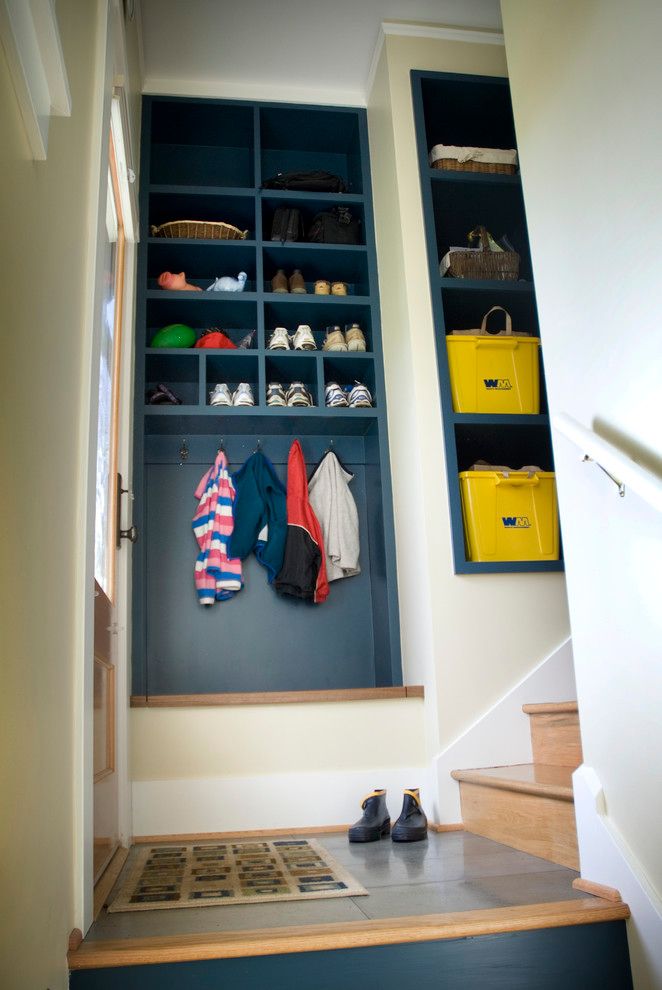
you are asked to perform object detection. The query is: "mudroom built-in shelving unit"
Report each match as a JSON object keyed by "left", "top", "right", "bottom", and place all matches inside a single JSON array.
[
  {"left": 131, "top": 96, "right": 402, "bottom": 701},
  {"left": 411, "top": 70, "right": 563, "bottom": 575}
]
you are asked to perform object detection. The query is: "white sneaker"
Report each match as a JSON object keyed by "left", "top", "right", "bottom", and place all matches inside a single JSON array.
[
  {"left": 268, "top": 326, "right": 291, "bottom": 350},
  {"left": 347, "top": 381, "right": 373, "bottom": 408},
  {"left": 345, "top": 323, "right": 367, "bottom": 352},
  {"left": 232, "top": 382, "right": 255, "bottom": 406},
  {"left": 325, "top": 382, "right": 348, "bottom": 407},
  {"left": 209, "top": 383, "right": 232, "bottom": 406},
  {"left": 292, "top": 324, "right": 316, "bottom": 350},
  {"left": 322, "top": 326, "right": 347, "bottom": 352}
]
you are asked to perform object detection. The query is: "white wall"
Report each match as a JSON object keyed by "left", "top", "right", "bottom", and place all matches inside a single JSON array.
[
  {"left": 0, "top": 1, "right": 141, "bottom": 985},
  {"left": 366, "top": 30, "right": 571, "bottom": 773},
  {"left": 501, "top": 0, "right": 662, "bottom": 983}
]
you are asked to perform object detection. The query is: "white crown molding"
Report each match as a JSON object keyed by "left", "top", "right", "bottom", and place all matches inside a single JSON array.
[
  {"left": 381, "top": 20, "right": 504, "bottom": 46},
  {"left": 366, "top": 20, "right": 504, "bottom": 101}
]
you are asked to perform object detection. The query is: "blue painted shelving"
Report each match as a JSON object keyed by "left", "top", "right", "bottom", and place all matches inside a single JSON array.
[
  {"left": 131, "top": 96, "right": 402, "bottom": 697},
  {"left": 411, "top": 70, "right": 564, "bottom": 575}
]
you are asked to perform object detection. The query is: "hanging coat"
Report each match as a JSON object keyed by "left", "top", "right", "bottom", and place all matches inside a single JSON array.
[
  {"left": 192, "top": 450, "right": 243, "bottom": 605},
  {"left": 274, "top": 440, "right": 329, "bottom": 603},
  {"left": 308, "top": 451, "right": 360, "bottom": 582},
  {"left": 229, "top": 450, "right": 287, "bottom": 582}
]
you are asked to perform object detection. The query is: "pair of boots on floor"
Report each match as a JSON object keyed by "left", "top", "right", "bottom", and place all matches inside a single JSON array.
[{"left": 349, "top": 788, "right": 427, "bottom": 843}]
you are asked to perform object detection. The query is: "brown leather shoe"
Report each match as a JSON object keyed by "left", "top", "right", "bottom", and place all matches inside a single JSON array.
[
  {"left": 314, "top": 279, "right": 330, "bottom": 295},
  {"left": 289, "top": 269, "right": 307, "bottom": 294},
  {"left": 271, "top": 269, "right": 288, "bottom": 293},
  {"left": 331, "top": 281, "right": 348, "bottom": 296}
]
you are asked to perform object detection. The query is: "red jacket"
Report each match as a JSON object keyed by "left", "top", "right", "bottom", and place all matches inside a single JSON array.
[{"left": 274, "top": 440, "right": 329, "bottom": 603}]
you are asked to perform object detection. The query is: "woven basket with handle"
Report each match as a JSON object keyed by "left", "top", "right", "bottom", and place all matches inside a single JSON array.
[
  {"left": 150, "top": 220, "right": 249, "bottom": 240},
  {"left": 431, "top": 158, "right": 516, "bottom": 175},
  {"left": 446, "top": 226, "right": 519, "bottom": 281}
]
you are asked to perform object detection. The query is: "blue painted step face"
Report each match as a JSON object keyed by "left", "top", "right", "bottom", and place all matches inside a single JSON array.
[{"left": 71, "top": 921, "right": 632, "bottom": 989}]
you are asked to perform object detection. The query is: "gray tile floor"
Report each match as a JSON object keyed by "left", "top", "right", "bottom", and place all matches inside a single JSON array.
[{"left": 87, "top": 831, "right": 585, "bottom": 942}]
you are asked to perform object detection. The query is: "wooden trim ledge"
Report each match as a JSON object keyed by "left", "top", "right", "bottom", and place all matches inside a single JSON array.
[
  {"left": 451, "top": 766, "right": 574, "bottom": 802},
  {"left": 68, "top": 899, "right": 629, "bottom": 970},
  {"left": 572, "top": 878, "right": 622, "bottom": 902},
  {"left": 522, "top": 701, "right": 578, "bottom": 715},
  {"left": 130, "top": 686, "right": 424, "bottom": 707}
]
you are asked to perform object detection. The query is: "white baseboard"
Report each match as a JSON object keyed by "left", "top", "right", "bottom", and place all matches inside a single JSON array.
[
  {"left": 573, "top": 765, "right": 662, "bottom": 990},
  {"left": 132, "top": 767, "right": 431, "bottom": 837},
  {"left": 431, "top": 638, "right": 576, "bottom": 823}
]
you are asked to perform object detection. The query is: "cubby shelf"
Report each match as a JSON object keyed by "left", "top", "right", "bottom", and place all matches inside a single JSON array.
[
  {"left": 132, "top": 95, "right": 401, "bottom": 699},
  {"left": 412, "top": 69, "right": 562, "bottom": 574}
]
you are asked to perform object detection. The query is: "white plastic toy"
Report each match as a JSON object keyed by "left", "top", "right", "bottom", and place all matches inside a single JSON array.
[{"left": 206, "top": 272, "right": 248, "bottom": 292}]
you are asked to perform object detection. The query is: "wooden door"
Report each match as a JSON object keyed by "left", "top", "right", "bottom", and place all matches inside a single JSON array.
[{"left": 92, "top": 130, "right": 126, "bottom": 883}]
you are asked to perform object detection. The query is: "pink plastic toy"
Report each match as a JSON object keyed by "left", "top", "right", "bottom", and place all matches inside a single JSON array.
[{"left": 157, "top": 271, "right": 202, "bottom": 292}]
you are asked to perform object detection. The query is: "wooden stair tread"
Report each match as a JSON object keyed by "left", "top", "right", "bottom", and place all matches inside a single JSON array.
[
  {"left": 522, "top": 701, "right": 578, "bottom": 715},
  {"left": 451, "top": 763, "right": 574, "bottom": 801},
  {"left": 68, "top": 899, "right": 629, "bottom": 970}
]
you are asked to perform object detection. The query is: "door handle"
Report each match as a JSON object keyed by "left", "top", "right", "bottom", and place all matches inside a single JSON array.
[{"left": 116, "top": 473, "right": 138, "bottom": 546}]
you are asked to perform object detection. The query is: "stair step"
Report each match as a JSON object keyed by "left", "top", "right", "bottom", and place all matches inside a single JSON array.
[
  {"left": 68, "top": 899, "right": 629, "bottom": 972},
  {"left": 451, "top": 764, "right": 579, "bottom": 869},
  {"left": 523, "top": 702, "right": 583, "bottom": 768},
  {"left": 451, "top": 764, "right": 574, "bottom": 801}
]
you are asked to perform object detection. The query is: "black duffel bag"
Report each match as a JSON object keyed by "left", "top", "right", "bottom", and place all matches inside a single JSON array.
[
  {"left": 308, "top": 206, "right": 361, "bottom": 245},
  {"left": 262, "top": 170, "right": 347, "bottom": 193}
]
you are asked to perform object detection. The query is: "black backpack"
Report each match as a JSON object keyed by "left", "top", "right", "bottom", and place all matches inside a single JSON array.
[
  {"left": 262, "top": 170, "right": 346, "bottom": 193},
  {"left": 270, "top": 207, "right": 304, "bottom": 242},
  {"left": 308, "top": 207, "right": 361, "bottom": 245}
]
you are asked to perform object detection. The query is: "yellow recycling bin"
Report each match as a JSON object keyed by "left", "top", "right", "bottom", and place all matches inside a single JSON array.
[
  {"left": 447, "top": 307, "right": 540, "bottom": 414},
  {"left": 459, "top": 468, "right": 559, "bottom": 562}
]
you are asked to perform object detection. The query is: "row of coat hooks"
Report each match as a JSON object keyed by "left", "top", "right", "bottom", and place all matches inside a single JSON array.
[{"left": 178, "top": 436, "right": 336, "bottom": 467}]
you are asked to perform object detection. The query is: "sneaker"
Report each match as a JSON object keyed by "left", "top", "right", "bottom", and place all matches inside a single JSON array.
[
  {"left": 232, "top": 382, "right": 255, "bottom": 407},
  {"left": 345, "top": 323, "right": 367, "bottom": 352},
  {"left": 266, "top": 382, "right": 287, "bottom": 407},
  {"left": 268, "top": 326, "right": 291, "bottom": 350},
  {"left": 286, "top": 382, "right": 313, "bottom": 407},
  {"left": 288, "top": 269, "right": 307, "bottom": 294},
  {"left": 331, "top": 281, "right": 347, "bottom": 296},
  {"left": 325, "top": 382, "right": 348, "bottom": 407},
  {"left": 314, "top": 279, "right": 330, "bottom": 295},
  {"left": 347, "top": 381, "right": 373, "bottom": 408},
  {"left": 322, "top": 325, "right": 348, "bottom": 352},
  {"left": 271, "top": 269, "right": 288, "bottom": 293},
  {"left": 209, "top": 383, "right": 232, "bottom": 406},
  {"left": 292, "top": 324, "right": 316, "bottom": 350}
]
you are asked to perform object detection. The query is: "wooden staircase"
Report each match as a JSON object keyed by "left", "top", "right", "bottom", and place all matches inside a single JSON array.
[{"left": 451, "top": 701, "right": 583, "bottom": 870}]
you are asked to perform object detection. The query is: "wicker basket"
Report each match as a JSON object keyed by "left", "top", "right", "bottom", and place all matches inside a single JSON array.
[
  {"left": 431, "top": 158, "right": 516, "bottom": 175},
  {"left": 444, "top": 226, "right": 520, "bottom": 281},
  {"left": 150, "top": 220, "right": 249, "bottom": 240}
]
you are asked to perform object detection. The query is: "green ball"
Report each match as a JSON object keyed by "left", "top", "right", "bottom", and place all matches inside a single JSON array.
[{"left": 150, "top": 323, "right": 196, "bottom": 348}]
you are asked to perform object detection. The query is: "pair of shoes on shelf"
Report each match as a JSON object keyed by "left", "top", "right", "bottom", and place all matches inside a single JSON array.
[
  {"left": 314, "top": 280, "right": 348, "bottom": 296},
  {"left": 267, "top": 382, "right": 314, "bottom": 407},
  {"left": 325, "top": 381, "right": 373, "bottom": 408},
  {"left": 322, "top": 323, "right": 366, "bottom": 352},
  {"left": 147, "top": 382, "right": 182, "bottom": 405},
  {"left": 271, "top": 269, "right": 307, "bottom": 294},
  {"left": 209, "top": 383, "right": 255, "bottom": 407},
  {"left": 348, "top": 788, "right": 428, "bottom": 843},
  {"left": 268, "top": 325, "right": 316, "bottom": 351}
]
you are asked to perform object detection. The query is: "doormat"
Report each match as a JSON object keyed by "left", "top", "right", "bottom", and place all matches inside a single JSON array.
[{"left": 107, "top": 838, "right": 367, "bottom": 912}]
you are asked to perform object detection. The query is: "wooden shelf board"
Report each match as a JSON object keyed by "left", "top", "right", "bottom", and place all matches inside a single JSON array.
[
  {"left": 523, "top": 701, "right": 578, "bottom": 715},
  {"left": 130, "top": 686, "right": 424, "bottom": 708},
  {"left": 68, "top": 898, "right": 629, "bottom": 970}
]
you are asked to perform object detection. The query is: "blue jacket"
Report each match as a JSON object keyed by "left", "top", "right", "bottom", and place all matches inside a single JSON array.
[{"left": 229, "top": 452, "right": 287, "bottom": 582}]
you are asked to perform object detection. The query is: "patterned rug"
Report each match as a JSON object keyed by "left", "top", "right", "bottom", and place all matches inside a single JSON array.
[{"left": 107, "top": 838, "right": 367, "bottom": 912}]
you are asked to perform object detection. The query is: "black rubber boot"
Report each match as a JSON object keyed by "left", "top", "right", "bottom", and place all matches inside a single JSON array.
[
  {"left": 348, "top": 789, "right": 390, "bottom": 842},
  {"left": 391, "top": 788, "right": 428, "bottom": 842}
]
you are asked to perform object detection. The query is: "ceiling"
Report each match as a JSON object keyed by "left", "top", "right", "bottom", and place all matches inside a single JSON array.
[{"left": 138, "top": 0, "right": 502, "bottom": 105}]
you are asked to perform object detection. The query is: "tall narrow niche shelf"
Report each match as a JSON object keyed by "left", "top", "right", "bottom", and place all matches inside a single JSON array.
[
  {"left": 132, "top": 96, "right": 402, "bottom": 700},
  {"left": 411, "top": 70, "right": 564, "bottom": 575}
]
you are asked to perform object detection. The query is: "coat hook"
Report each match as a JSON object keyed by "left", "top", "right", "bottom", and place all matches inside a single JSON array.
[{"left": 179, "top": 438, "right": 189, "bottom": 465}]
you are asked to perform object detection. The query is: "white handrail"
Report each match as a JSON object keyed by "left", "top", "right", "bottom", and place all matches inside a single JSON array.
[{"left": 553, "top": 413, "right": 662, "bottom": 514}]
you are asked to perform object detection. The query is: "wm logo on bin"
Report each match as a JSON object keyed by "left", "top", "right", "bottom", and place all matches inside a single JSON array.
[
  {"left": 484, "top": 378, "right": 512, "bottom": 390},
  {"left": 502, "top": 516, "right": 531, "bottom": 529}
]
